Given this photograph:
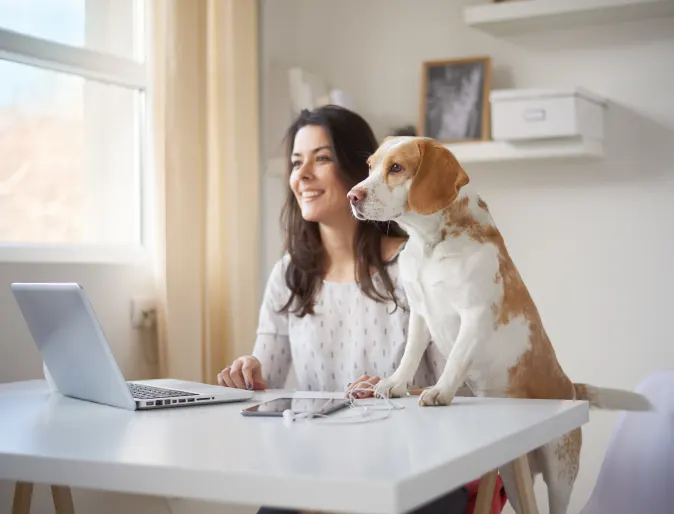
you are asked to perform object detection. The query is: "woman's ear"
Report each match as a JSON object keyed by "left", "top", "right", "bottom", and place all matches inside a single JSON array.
[{"left": 408, "top": 139, "right": 469, "bottom": 215}]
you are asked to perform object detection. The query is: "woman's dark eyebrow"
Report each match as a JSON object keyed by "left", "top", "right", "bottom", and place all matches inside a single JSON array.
[{"left": 291, "top": 145, "right": 333, "bottom": 158}]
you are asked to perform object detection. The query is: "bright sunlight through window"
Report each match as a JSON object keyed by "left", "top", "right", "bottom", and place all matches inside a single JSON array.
[{"left": 0, "top": 0, "right": 147, "bottom": 250}]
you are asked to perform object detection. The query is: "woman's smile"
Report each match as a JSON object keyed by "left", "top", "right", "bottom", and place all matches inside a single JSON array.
[{"left": 300, "top": 190, "right": 325, "bottom": 202}]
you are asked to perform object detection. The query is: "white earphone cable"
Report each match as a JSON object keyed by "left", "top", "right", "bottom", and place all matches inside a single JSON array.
[{"left": 282, "top": 380, "right": 405, "bottom": 425}]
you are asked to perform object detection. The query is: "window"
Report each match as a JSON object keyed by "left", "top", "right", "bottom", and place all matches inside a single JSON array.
[{"left": 0, "top": 0, "right": 149, "bottom": 260}]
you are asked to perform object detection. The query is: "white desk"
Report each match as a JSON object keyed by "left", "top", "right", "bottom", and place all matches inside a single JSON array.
[{"left": 0, "top": 380, "right": 589, "bottom": 514}]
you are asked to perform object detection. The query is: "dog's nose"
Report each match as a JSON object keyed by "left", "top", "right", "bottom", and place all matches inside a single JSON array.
[{"left": 348, "top": 188, "right": 367, "bottom": 204}]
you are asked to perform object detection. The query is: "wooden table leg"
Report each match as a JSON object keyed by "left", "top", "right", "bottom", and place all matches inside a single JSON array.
[
  {"left": 51, "top": 485, "right": 75, "bottom": 514},
  {"left": 474, "top": 469, "right": 498, "bottom": 514},
  {"left": 513, "top": 455, "right": 539, "bottom": 514},
  {"left": 12, "top": 482, "right": 33, "bottom": 514}
]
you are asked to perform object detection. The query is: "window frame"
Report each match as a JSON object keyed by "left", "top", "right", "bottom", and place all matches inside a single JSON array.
[{"left": 0, "top": 5, "right": 153, "bottom": 265}]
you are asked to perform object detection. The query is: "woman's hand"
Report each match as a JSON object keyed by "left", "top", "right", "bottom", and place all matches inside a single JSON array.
[
  {"left": 347, "top": 375, "right": 426, "bottom": 398},
  {"left": 217, "top": 356, "right": 267, "bottom": 391},
  {"left": 346, "top": 375, "right": 381, "bottom": 398}
]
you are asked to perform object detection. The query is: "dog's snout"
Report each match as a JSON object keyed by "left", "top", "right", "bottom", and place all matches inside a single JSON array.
[{"left": 348, "top": 188, "right": 367, "bottom": 204}]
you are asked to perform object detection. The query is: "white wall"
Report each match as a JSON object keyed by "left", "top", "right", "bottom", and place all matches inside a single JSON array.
[
  {"left": 0, "top": 261, "right": 158, "bottom": 384},
  {"left": 259, "top": 0, "right": 674, "bottom": 512}
]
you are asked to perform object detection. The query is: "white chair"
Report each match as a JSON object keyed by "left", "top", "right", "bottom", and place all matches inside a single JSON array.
[{"left": 580, "top": 369, "right": 674, "bottom": 514}]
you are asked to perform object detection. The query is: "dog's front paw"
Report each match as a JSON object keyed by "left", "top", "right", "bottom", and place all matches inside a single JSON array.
[
  {"left": 374, "top": 377, "right": 408, "bottom": 399},
  {"left": 419, "top": 386, "right": 454, "bottom": 407}
]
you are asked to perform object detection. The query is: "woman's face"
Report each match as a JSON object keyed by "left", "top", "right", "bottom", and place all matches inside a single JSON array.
[{"left": 289, "top": 125, "right": 351, "bottom": 224}]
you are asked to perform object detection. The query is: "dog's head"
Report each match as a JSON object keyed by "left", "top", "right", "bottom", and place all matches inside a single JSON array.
[{"left": 348, "top": 136, "right": 469, "bottom": 222}]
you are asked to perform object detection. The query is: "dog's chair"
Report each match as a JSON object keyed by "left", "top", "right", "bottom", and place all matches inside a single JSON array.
[{"left": 579, "top": 369, "right": 674, "bottom": 514}]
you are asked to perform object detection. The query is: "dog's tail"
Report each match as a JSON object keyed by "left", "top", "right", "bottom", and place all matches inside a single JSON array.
[{"left": 573, "top": 383, "right": 652, "bottom": 411}]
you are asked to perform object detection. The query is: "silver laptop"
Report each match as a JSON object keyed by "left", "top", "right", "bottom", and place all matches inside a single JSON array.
[{"left": 11, "top": 282, "right": 253, "bottom": 410}]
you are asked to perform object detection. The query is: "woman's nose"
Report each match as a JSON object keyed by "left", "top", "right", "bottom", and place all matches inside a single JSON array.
[{"left": 297, "top": 161, "right": 313, "bottom": 179}]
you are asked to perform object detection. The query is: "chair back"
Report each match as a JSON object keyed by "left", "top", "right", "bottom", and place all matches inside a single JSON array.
[{"left": 580, "top": 369, "right": 674, "bottom": 514}]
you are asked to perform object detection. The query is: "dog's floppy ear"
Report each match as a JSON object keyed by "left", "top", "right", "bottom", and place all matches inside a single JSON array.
[{"left": 408, "top": 139, "right": 469, "bottom": 215}]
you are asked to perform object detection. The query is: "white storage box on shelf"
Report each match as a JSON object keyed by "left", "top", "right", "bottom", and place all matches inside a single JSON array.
[{"left": 490, "top": 87, "right": 607, "bottom": 142}]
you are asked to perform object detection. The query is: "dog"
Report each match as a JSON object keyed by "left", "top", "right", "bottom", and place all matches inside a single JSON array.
[{"left": 347, "top": 136, "right": 651, "bottom": 514}]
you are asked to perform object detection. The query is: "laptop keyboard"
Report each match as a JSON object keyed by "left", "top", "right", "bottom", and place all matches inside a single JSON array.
[{"left": 128, "top": 383, "right": 198, "bottom": 400}]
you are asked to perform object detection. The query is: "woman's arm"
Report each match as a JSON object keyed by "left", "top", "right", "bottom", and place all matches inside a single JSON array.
[
  {"left": 252, "top": 334, "right": 291, "bottom": 389},
  {"left": 251, "top": 258, "right": 293, "bottom": 389},
  {"left": 217, "top": 258, "right": 293, "bottom": 389}
]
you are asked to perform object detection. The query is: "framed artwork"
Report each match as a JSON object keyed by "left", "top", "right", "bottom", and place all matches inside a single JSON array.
[{"left": 419, "top": 56, "right": 491, "bottom": 143}]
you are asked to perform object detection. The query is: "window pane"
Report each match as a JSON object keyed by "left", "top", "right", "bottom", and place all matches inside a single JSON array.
[
  {"left": 0, "top": 0, "right": 144, "bottom": 61},
  {"left": 0, "top": 59, "right": 142, "bottom": 245}
]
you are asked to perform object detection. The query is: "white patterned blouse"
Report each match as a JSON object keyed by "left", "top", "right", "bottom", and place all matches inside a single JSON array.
[{"left": 252, "top": 244, "right": 446, "bottom": 392}]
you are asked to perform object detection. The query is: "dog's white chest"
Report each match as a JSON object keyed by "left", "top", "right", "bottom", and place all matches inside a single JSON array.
[
  {"left": 397, "top": 238, "right": 504, "bottom": 356},
  {"left": 398, "top": 244, "right": 465, "bottom": 340},
  {"left": 400, "top": 245, "right": 465, "bottom": 303}
]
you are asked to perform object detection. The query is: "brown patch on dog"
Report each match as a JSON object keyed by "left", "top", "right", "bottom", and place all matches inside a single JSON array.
[
  {"left": 506, "top": 321, "right": 575, "bottom": 400},
  {"left": 368, "top": 137, "right": 470, "bottom": 213},
  {"left": 499, "top": 244, "right": 574, "bottom": 400},
  {"left": 443, "top": 194, "right": 575, "bottom": 401},
  {"left": 406, "top": 139, "right": 469, "bottom": 215},
  {"left": 556, "top": 428, "right": 582, "bottom": 482},
  {"left": 445, "top": 197, "right": 475, "bottom": 236}
]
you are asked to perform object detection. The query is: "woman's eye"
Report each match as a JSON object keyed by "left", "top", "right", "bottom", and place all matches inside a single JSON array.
[
  {"left": 291, "top": 160, "right": 301, "bottom": 169},
  {"left": 389, "top": 163, "right": 403, "bottom": 174},
  {"left": 316, "top": 154, "right": 331, "bottom": 162}
]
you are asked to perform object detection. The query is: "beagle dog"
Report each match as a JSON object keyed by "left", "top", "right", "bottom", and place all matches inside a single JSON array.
[{"left": 347, "top": 136, "right": 651, "bottom": 514}]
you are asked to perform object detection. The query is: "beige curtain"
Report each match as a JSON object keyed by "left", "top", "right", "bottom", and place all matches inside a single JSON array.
[{"left": 150, "top": 0, "right": 260, "bottom": 384}]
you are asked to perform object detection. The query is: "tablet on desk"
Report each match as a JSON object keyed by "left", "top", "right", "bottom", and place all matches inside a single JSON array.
[{"left": 241, "top": 397, "right": 350, "bottom": 417}]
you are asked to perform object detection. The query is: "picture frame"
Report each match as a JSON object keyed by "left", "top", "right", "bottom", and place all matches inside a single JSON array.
[{"left": 419, "top": 56, "right": 491, "bottom": 143}]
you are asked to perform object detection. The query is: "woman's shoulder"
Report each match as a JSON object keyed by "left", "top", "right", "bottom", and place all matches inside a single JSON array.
[
  {"left": 266, "top": 253, "right": 286, "bottom": 275},
  {"left": 264, "top": 253, "right": 291, "bottom": 293}
]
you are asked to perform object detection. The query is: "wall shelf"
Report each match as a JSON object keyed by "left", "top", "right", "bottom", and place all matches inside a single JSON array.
[
  {"left": 464, "top": 0, "right": 674, "bottom": 35},
  {"left": 445, "top": 137, "right": 603, "bottom": 164}
]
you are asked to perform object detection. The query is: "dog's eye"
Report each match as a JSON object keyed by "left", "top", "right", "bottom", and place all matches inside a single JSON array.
[{"left": 389, "top": 163, "right": 403, "bottom": 174}]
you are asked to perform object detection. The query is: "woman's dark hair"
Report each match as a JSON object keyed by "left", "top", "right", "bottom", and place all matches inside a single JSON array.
[{"left": 279, "top": 105, "right": 407, "bottom": 317}]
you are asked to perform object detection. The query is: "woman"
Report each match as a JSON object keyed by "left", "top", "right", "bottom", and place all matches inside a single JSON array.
[{"left": 217, "top": 105, "right": 471, "bottom": 514}]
